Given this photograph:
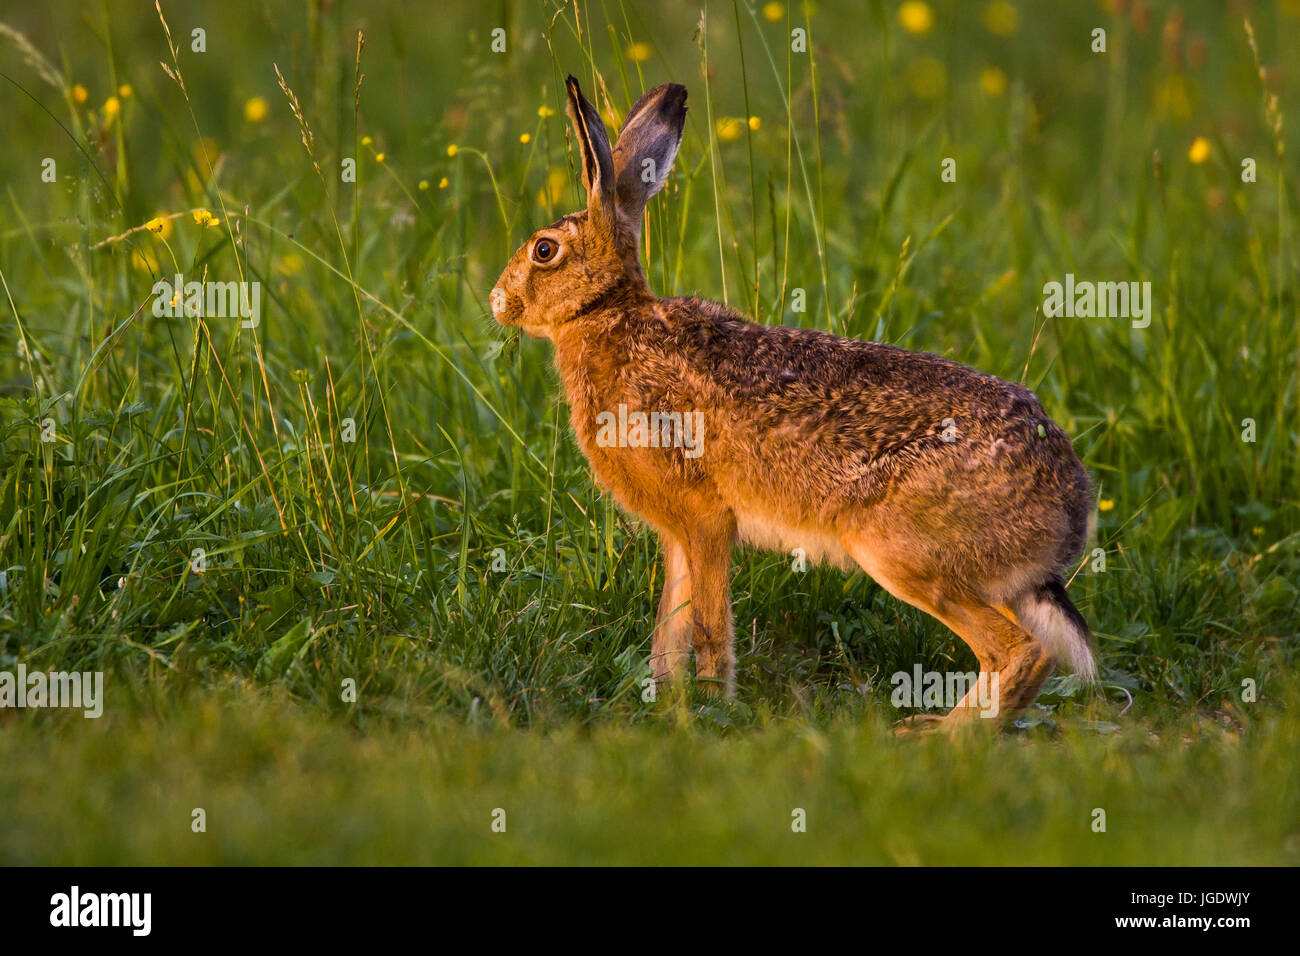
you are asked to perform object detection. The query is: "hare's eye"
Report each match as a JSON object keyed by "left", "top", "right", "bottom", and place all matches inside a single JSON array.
[{"left": 532, "top": 238, "right": 558, "bottom": 263}]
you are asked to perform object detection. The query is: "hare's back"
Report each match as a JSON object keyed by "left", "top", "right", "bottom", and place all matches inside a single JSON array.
[{"left": 657, "top": 296, "right": 1046, "bottom": 442}]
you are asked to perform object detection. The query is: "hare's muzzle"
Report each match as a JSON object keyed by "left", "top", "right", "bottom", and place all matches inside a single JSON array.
[{"left": 489, "top": 287, "right": 511, "bottom": 324}]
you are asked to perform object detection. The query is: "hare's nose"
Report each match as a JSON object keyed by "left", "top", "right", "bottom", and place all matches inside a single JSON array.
[{"left": 490, "top": 288, "right": 507, "bottom": 317}]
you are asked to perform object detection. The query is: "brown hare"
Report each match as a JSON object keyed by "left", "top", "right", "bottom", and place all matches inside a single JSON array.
[{"left": 491, "top": 76, "right": 1096, "bottom": 728}]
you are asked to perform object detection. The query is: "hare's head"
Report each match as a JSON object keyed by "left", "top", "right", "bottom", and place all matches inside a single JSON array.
[{"left": 491, "top": 75, "right": 686, "bottom": 339}]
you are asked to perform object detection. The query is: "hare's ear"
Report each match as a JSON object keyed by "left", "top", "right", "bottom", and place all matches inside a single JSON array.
[
  {"left": 612, "top": 83, "right": 687, "bottom": 233},
  {"left": 565, "top": 75, "right": 616, "bottom": 234}
]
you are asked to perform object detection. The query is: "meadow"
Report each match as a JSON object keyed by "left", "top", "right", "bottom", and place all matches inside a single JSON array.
[{"left": 0, "top": 0, "right": 1296, "bottom": 864}]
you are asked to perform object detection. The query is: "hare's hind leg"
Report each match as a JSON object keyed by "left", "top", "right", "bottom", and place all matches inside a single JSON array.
[
  {"left": 684, "top": 513, "right": 737, "bottom": 697},
  {"left": 924, "top": 599, "right": 1055, "bottom": 728},
  {"left": 841, "top": 535, "right": 1055, "bottom": 729},
  {"left": 651, "top": 533, "right": 693, "bottom": 685}
]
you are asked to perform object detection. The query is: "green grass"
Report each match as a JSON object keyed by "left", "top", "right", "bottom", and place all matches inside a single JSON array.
[
  {"left": 3, "top": 684, "right": 1297, "bottom": 865},
  {"left": 0, "top": 0, "right": 1297, "bottom": 864}
]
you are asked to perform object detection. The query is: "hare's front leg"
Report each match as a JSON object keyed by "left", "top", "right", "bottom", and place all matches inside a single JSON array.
[
  {"left": 651, "top": 534, "right": 692, "bottom": 685},
  {"left": 685, "top": 514, "right": 738, "bottom": 697}
]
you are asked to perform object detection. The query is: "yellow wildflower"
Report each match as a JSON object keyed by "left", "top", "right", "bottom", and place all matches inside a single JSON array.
[
  {"left": 979, "top": 67, "right": 1007, "bottom": 96},
  {"left": 145, "top": 215, "right": 173, "bottom": 240},
  {"left": 244, "top": 96, "right": 268, "bottom": 123},
  {"left": 898, "top": 2, "right": 935, "bottom": 36},
  {"left": 716, "top": 117, "right": 745, "bottom": 142}
]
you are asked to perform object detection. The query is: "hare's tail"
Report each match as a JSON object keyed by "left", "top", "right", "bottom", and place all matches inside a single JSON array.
[{"left": 1010, "top": 575, "right": 1098, "bottom": 682}]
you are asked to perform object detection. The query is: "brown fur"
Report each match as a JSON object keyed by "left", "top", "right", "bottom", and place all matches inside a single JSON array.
[{"left": 492, "top": 76, "right": 1096, "bottom": 727}]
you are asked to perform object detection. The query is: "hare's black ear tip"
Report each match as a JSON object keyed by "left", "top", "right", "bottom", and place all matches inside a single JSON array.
[
  {"left": 665, "top": 83, "right": 688, "bottom": 122},
  {"left": 652, "top": 82, "right": 686, "bottom": 105},
  {"left": 565, "top": 74, "right": 582, "bottom": 93}
]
